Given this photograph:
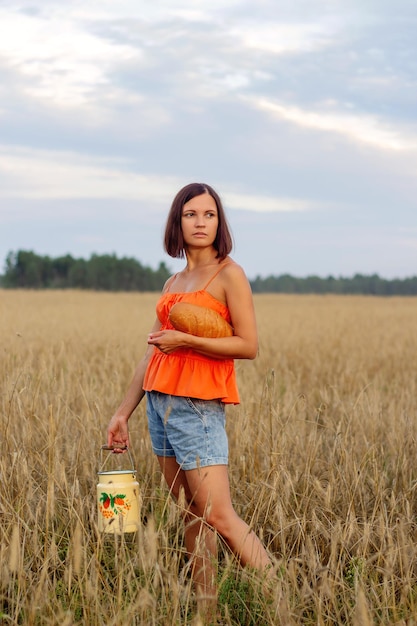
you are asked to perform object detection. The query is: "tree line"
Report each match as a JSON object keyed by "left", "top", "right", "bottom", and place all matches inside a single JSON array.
[
  {"left": 1, "top": 250, "right": 171, "bottom": 291},
  {"left": 1, "top": 250, "right": 416, "bottom": 295},
  {"left": 250, "top": 273, "right": 417, "bottom": 296}
]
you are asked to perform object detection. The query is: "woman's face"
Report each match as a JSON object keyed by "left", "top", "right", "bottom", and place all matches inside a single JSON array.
[{"left": 181, "top": 192, "right": 219, "bottom": 249}]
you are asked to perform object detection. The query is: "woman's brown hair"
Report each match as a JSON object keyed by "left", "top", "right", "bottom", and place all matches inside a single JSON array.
[{"left": 164, "top": 183, "right": 233, "bottom": 259}]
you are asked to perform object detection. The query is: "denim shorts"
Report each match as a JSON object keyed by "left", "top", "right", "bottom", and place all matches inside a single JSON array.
[{"left": 146, "top": 391, "right": 228, "bottom": 470}]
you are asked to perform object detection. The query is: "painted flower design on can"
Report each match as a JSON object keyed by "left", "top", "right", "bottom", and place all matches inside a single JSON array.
[{"left": 99, "top": 492, "right": 132, "bottom": 519}]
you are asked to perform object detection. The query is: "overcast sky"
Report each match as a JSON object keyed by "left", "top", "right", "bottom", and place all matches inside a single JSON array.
[{"left": 1, "top": 0, "right": 416, "bottom": 279}]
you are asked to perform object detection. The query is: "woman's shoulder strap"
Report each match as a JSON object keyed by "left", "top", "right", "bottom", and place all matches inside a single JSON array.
[
  {"left": 202, "top": 260, "right": 233, "bottom": 290},
  {"left": 163, "top": 273, "right": 179, "bottom": 293}
]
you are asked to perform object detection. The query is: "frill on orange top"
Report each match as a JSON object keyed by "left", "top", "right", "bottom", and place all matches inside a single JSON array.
[{"left": 143, "top": 290, "right": 240, "bottom": 404}]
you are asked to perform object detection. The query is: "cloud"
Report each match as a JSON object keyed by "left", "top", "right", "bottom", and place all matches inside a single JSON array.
[
  {"left": 224, "top": 192, "right": 314, "bottom": 213},
  {"left": 0, "top": 144, "right": 315, "bottom": 220},
  {"left": 0, "top": 6, "right": 140, "bottom": 106},
  {"left": 0, "top": 2, "right": 344, "bottom": 114},
  {"left": 245, "top": 97, "right": 417, "bottom": 152},
  {"left": 230, "top": 18, "right": 340, "bottom": 55},
  {"left": 0, "top": 146, "right": 179, "bottom": 205}
]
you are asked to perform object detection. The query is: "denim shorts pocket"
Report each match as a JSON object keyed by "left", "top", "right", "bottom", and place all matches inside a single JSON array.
[{"left": 185, "top": 397, "right": 208, "bottom": 423}]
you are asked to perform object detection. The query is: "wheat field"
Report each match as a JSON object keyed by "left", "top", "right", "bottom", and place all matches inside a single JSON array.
[{"left": 1, "top": 290, "right": 417, "bottom": 625}]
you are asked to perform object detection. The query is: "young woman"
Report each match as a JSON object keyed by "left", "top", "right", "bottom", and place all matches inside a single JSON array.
[{"left": 107, "top": 182, "right": 272, "bottom": 611}]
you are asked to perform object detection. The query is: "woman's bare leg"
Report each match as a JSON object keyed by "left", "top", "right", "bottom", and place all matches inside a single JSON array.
[
  {"left": 185, "top": 464, "right": 272, "bottom": 571},
  {"left": 156, "top": 457, "right": 218, "bottom": 616},
  {"left": 156, "top": 457, "right": 272, "bottom": 621},
  {"left": 183, "top": 510, "right": 218, "bottom": 615}
]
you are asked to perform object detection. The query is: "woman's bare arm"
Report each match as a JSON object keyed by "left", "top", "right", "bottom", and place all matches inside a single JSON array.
[{"left": 107, "top": 318, "right": 160, "bottom": 448}]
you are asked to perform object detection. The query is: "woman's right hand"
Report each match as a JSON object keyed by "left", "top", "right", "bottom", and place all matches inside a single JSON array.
[{"left": 107, "top": 414, "right": 130, "bottom": 450}]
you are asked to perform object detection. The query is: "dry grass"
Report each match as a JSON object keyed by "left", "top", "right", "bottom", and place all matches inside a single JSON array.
[{"left": 1, "top": 290, "right": 417, "bottom": 625}]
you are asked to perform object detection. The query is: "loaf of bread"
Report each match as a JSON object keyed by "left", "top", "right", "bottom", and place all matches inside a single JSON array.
[{"left": 169, "top": 302, "right": 233, "bottom": 338}]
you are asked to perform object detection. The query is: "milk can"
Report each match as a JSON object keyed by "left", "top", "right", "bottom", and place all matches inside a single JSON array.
[{"left": 97, "top": 445, "right": 141, "bottom": 534}]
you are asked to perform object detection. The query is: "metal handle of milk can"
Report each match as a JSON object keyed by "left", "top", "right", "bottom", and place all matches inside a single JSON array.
[{"left": 100, "top": 444, "right": 136, "bottom": 472}]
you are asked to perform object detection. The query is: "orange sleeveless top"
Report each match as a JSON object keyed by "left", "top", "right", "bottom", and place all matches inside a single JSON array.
[{"left": 143, "top": 264, "right": 240, "bottom": 404}]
